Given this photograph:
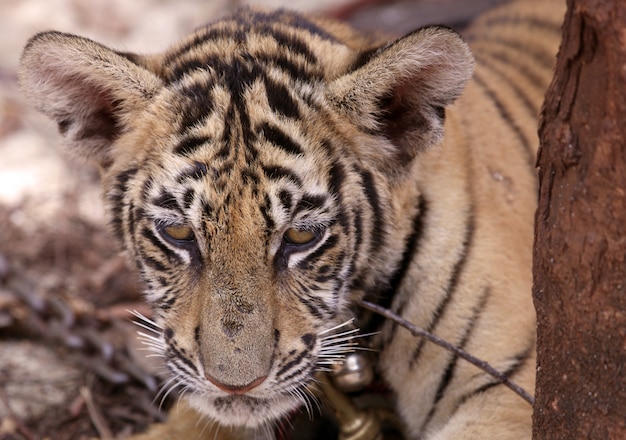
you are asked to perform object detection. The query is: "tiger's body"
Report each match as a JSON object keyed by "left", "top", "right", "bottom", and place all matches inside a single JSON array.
[{"left": 19, "top": 1, "right": 564, "bottom": 438}]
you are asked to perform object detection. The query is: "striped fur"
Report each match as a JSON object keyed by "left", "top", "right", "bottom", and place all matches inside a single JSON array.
[{"left": 19, "top": 1, "right": 564, "bottom": 438}]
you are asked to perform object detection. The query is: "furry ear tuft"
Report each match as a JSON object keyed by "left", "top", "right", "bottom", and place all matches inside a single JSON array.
[
  {"left": 327, "top": 26, "right": 474, "bottom": 164},
  {"left": 19, "top": 31, "right": 163, "bottom": 167}
]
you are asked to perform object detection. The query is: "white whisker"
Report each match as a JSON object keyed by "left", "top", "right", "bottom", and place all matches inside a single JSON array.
[
  {"left": 315, "top": 319, "right": 378, "bottom": 375},
  {"left": 316, "top": 318, "right": 355, "bottom": 336},
  {"left": 136, "top": 330, "right": 163, "bottom": 342},
  {"left": 284, "top": 381, "right": 321, "bottom": 422},
  {"left": 129, "top": 309, "right": 163, "bottom": 329},
  {"left": 259, "top": 419, "right": 277, "bottom": 440},
  {"left": 155, "top": 376, "right": 185, "bottom": 410}
]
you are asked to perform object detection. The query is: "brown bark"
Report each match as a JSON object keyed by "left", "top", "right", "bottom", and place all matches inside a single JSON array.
[{"left": 533, "top": 0, "right": 626, "bottom": 438}]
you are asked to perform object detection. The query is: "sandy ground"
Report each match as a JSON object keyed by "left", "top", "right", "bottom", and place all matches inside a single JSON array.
[{"left": 0, "top": 1, "right": 507, "bottom": 438}]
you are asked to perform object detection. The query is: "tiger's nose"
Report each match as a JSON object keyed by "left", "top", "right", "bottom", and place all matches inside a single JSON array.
[{"left": 205, "top": 373, "right": 268, "bottom": 395}]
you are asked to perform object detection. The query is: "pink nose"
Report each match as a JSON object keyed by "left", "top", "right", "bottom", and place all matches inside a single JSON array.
[{"left": 205, "top": 374, "right": 268, "bottom": 395}]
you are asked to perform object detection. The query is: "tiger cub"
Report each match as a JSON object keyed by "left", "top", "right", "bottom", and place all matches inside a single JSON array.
[{"left": 19, "top": 0, "right": 564, "bottom": 438}]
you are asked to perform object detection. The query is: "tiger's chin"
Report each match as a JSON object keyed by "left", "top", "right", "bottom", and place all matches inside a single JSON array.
[{"left": 185, "top": 391, "right": 303, "bottom": 428}]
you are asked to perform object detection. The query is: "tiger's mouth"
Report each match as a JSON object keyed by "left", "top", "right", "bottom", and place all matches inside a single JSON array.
[{"left": 186, "top": 386, "right": 306, "bottom": 427}]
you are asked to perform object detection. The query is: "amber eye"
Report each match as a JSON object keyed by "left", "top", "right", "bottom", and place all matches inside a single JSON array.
[
  {"left": 284, "top": 227, "right": 317, "bottom": 245},
  {"left": 161, "top": 224, "right": 194, "bottom": 243}
]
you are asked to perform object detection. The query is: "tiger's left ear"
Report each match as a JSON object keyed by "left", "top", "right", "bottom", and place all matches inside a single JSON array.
[{"left": 327, "top": 26, "right": 474, "bottom": 164}]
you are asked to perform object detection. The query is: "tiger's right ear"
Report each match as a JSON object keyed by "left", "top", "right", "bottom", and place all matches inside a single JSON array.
[
  {"left": 327, "top": 26, "right": 474, "bottom": 168},
  {"left": 19, "top": 31, "right": 163, "bottom": 167}
]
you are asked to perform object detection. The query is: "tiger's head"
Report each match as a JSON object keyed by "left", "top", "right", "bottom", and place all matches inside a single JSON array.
[{"left": 19, "top": 9, "right": 473, "bottom": 427}]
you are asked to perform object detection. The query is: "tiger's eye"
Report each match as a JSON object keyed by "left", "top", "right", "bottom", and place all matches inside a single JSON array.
[
  {"left": 284, "top": 228, "right": 316, "bottom": 245},
  {"left": 163, "top": 225, "right": 194, "bottom": 241}
]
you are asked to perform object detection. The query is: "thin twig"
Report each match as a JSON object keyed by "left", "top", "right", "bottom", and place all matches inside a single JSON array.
[
  {"left": 357, "top": 299, "right": 535, "bottom": 405},
  {"left": 80, "top": 385, "right": 113, "bottom": 439}
]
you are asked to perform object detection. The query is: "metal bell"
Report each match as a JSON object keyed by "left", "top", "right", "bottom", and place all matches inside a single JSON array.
[{"left": 330, "top": 352, "right": 375, "bottom": 393}]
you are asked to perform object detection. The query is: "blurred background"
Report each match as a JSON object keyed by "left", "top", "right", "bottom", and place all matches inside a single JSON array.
[{"left": 0, "top": 1, "right": 506, "bottom": 438}]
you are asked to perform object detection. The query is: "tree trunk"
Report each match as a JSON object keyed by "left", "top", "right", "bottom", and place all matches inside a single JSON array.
[{"left": 533, "top": 0, "right": 626, "bottom": 438}]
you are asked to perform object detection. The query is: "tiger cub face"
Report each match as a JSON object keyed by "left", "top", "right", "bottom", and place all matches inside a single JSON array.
[{"left": 19, "top": 9, "right": 473, "bottom": 427}]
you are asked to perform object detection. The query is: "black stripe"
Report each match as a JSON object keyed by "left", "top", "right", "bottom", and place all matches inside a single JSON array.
[
  {"left": 334, "top": 250, "right": 350, "bottom": 282},
  {"left": 264, "top": 76, "right": 300, "bottom": 118},
  {"left": 57, "top": 118, "right": 71, "bottom": 135},
  {"left": 247, "top": 9, "right": 338, "bottom": 44},
  {"left": 260, "top": 122, "right": 302, "bottom": 156},
  {"left": 327, "top": 160, "right": 351, "bottom": 233},
  {"left": 108, "top": 201, "right": 125, "bottom": 243},
  {"left": 174, "top": 136, "right": 211, "bottom": 156},
  {"left": 164, "top": 27, "right": 236, "bottom": 69},
  {"left": 255, "top": 52, "right": 322, "bottom": 82},
  {"left": 275, "top": 348, "right": 310, "bottom": 378},
  {"left": 156, "top": 276, "right": 169, "bottom": 288},
  {"left": 474, "top": 36, "right": 555, "bottom": 73},
  {"left": 303, "top": 287, "right": 335, "bottom": 318},
  {"left": 472, "top": 73, "right": 535, "bottom": 168},
  {"left": 408, "top": 213, "right": 475, "bottom": 363},
  {"left": 327, "top": 161, "right": 346, "bottom": 199},
  {"left": 255, "top": 25, "right": 318, "bottom": 64},
  {"left": 469, "top": 55, "right": 540, "bottom": 188},
  {"left": 127, "top": 203, "right": 141, "bottom": 252},
  {"left": 107, "top": 167, "right": 139, "bottom": 242},
  {"left": 359, "top": 169, "right": 385, "bottom": 254},
  {"left": 260, "top": 193, "right": 275, "bottom": 233},
  {"left": 217, "top": 105, "right": 238, "bottom": 159},
  {"left": 199, "top": 201, "right": 215, "bottom": 240},
  {"left": 194, "top": 326, "right": 201, "bottom": 344},
  {"left": 110, "top": 167, "right": 138, "bottom": 195},
  {"left": 351, "top": 46, "right": 379, "bottom": 72},
  {"left": 169, "top": 346, "right": 199, "bottom": 375},
  {"left": 215, "top": 59, "right": 259, "bottom": 153},
  {"left": 152, "top": 191, "right": 181, "bottom": 212},
  {"left": 176, "top": 162, "right": 209, "bottom": 183},
  {"left": 333, "top": 205, "right": 350, "bottom": 234},
  {"left": 140, "top": 177, "right": 153, "bottom": 203},
  {"left": 450, "top": 342, "right": 534, "bottom": 416},
  {"left": 295, "top": 193, "right": 327, "bottom": 213},
  {"left": 141, "top": 227, "right": 184, "bottom": 266},
  {"left": 278, "top": 190, "right": 293, "bottom": 213},
  {"left": 473, "top": 53, "right": 541, "bottom": 120},
  {"left": 158, "top": 294, "right": 179, "bottom": 311},
  {"left": 168, "top": 56, "right": 216, "bottom": 82},
  {"left": 297, "top": 295, "right": 324, "bottom": 320},
  {"left": 164, "top": 327, "right": 174, "bottom": 341},
  {"left": 223, "top": 58, "right": 263, "bottom": 103},
  {"left": 363, "top": 196, "right": 427, "bottom": 335},
  {"left": 177, "top": 82, "right": 214, "bottom": 132},
  {"left": 431, "top": 287, "right": 491, "bottom": 404},
  {"left": 262, "top": 165, "right": 302, "bottom": 186},
  {"left": 241, "top": 168, "right": 260, "bottom": 186},
  {"left": 301, "top": 333, "right": 315, "bottom": 349},
  {"left": 352, "top": 205, "right": 363, "bottom": 258},
  {"left": 314, "top": 264, "right": 340, "bottom": 283},
  {"left": 201, "top": 200, "right": 214, "bottom": 222},
  {"left": 419, "top": 287, "right": 492, "bottom": 434},
  {"left": 183, "top": 189, "right": 196, "bottom": 209},
  {"left": 140, "top": 251, "right": 169, "bottom": 272},
  {"left": 298, "top": 235, "right": 339, "bottom": 270},
  {"left": 278, "top": 363, "right": 311, "bottom": 386}
]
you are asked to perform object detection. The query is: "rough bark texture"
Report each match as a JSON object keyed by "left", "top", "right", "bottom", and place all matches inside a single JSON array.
[{"left": 533, "top": 0, "right": 626, "bottom": 438}]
